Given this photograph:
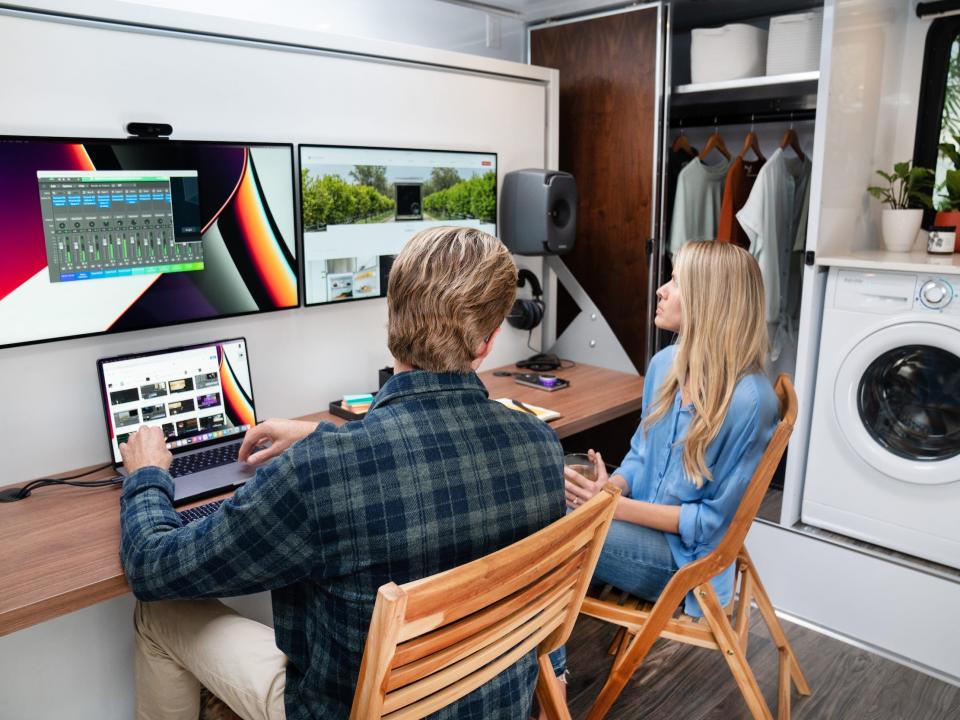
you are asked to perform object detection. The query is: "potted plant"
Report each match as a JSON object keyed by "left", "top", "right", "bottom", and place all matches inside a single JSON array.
[
  {"left": 867, "top": 161, "right": 933, "bottom": 252},
  {"left": 936, "top": 134, "right": 960, "bottom": 251}
]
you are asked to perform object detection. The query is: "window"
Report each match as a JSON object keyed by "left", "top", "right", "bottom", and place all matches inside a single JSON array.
[{"left": 913, "top": 16, "right": 960, "bottom": 220}]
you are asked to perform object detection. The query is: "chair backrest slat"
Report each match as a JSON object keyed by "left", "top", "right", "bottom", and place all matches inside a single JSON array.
[
  {"left": 391, "top": 547, "right": 585, "bottom": 669},
  {"left": 386, "top": 558, "right": 582, "bottom": 691},
  {"left": 350, "top": 485, "right": 619, "bottom": 720},
  {"left": 397, "top": 514, "right": 609, "bottom": 642},
  {"left": 383, "top": 585, "right": 572, "bottom": 711},
  {"left": 382, "top": 612, "right": 564, "bottom": 720}
]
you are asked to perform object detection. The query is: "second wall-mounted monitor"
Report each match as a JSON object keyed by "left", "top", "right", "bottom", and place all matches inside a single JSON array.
[
  {"left": 299, "top": 145, "right": 496, "bottom": 305},
  {"left": 0, "top": 136, "right": 299, "bottom": 349}
]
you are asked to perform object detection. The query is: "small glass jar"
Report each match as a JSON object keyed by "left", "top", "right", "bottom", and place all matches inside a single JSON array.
[{"left": 927, "top": 226, "right": 956, "bottom": 255}]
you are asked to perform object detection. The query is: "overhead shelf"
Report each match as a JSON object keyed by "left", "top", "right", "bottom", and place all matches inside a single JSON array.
[
  {"left": 669, "top": 71, "right": 819, "bottom": 127},
  {"left": 674, "top": 70, "right": 819, "bottom": 95}
]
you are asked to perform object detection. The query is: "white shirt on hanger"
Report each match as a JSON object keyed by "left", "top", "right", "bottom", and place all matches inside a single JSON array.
[
  {"left": 668, "top": 156, "right": 730, "bottom": 256},
  {"left": 735, "top": 148, "right": 811, "bottom": 361},
  {"left": 737, "top": 148, "right": 811, "bottom": 323}
]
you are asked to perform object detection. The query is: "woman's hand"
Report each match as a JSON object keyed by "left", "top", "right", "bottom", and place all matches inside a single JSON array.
[
  {"left": 238, "top": 418, "right": 318, "bottom": 466},
  {"left": 565, "top": 449, "right": 609, "bottom": 509}
]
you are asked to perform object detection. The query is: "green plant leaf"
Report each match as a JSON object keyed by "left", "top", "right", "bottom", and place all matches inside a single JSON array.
[
  {"left": 940, "top": 142, "right": 960, "bottom": 166},
  {"left": 908, "top": 190, "right": 934, "bottom": 210},
  {"left": 893, "top": 161, "right": 910, "bottom": 179},
  {"left": 939, "top": 169, "right": 960, "bottom": 211}
]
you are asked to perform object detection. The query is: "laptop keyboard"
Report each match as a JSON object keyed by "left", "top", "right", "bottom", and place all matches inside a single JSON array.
[
  {"left": 177, "top": 499, "right": 225, "bottom": 525},
  {"left": 168, "top": 441, "right": 242, "bottom": 478}
]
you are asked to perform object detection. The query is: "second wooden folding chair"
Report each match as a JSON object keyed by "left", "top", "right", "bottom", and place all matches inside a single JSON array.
[{"left": 580, "top": 374, "right": 810, "bottom": 720}]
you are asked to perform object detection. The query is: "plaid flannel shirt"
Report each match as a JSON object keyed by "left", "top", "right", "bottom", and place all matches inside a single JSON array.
[{"left": 120, "top": 370, "right": 565, "bottom": 719}]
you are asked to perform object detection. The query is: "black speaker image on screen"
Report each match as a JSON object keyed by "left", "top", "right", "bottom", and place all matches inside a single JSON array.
[
  {"left": 500, "top": 169, "right": 577, "bottom": 256},
  {"left": 395, "top": 183, "right": 423, "bottom": 221}
]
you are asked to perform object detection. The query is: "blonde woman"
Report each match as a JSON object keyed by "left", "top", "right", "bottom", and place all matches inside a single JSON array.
[{"left": 548, "top": 241, "right": 779, "bottom": 687}]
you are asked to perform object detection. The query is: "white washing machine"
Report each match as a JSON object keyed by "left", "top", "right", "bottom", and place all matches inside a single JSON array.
[{"left": 802, "top": 268, "right": 960, "bottom": 569}]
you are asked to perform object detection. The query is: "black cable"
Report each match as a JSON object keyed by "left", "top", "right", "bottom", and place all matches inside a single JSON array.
[
  {"left": 526, "top": 329, "right": 537, "bottom": 353},
  {"left": 0, "top": 462, "right": 119, "bottom": 503},
  {"left": 518, "top": 329, "right": 577, "bottom": 372},
  {"left": 516, "top": 352, "right": 576, "bottom": 373}
]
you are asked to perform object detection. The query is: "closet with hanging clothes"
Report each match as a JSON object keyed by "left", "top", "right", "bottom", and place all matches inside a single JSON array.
[
  {"left": 652, "top": 0, "right": 823, "bottom": 522},
  {"left": 654, "top": 0, "right": 823, "bottom": 392}
]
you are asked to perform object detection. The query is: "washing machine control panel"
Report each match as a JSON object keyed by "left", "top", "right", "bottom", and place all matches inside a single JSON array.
[{"left": 918, "top": 278, "right": 955, "bottom": 310}]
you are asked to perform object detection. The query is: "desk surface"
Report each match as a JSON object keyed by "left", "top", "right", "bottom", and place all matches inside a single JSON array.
[{"left": 0, "top": 363, "right": 643, "bottom": 637}]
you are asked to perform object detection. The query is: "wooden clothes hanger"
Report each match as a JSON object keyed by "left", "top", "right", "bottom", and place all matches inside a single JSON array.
[
  {"left": 699, "top": 119, "right": 731, "bottom": 161},
  {"left": 672, "top": 121, "right": 696, "bottom": 157},
  {"left": 739, "top": 115, "right": 765, "bottom": 162},
  {"left": 780, "top": 114, "right": 806, "bottom": 162}
]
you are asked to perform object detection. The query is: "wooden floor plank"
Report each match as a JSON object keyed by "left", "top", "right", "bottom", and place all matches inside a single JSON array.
[{"left": 563, "top": 610, "right": 960, "bottom": 719}]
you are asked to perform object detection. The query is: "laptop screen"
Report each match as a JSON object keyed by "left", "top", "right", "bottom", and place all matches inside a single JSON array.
[{"left": 98, "top": 338, "right": 256, "bottom": 465}]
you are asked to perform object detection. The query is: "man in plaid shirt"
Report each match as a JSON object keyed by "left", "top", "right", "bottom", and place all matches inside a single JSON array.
[{"left": 119, "top": 227, "right": 565, "bottom": 720}]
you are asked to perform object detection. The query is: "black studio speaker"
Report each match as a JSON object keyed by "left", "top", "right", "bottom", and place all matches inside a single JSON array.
[{"left": 500, "top": 169, "right": 577, "bottom": 255}]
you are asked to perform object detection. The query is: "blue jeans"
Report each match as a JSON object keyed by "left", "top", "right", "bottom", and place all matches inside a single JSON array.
[{"left": 549, "top": 519, "right": 678, "bottom": 675}]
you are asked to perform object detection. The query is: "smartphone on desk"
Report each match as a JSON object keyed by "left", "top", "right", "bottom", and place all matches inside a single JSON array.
[{"left": 513, "top": 373, "right": 570, "bottom": 392}]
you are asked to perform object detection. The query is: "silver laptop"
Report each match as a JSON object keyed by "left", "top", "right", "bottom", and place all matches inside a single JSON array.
[{"left": 98, "top": 337, "right": 257, "bottom": 505}]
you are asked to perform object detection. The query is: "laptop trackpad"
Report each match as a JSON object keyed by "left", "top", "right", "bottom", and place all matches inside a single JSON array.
[{"left": 173, "top": 462, "right": 256, "bottom": 504}]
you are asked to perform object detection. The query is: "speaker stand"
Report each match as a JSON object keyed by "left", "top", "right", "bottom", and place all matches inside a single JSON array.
[{"left": 540, "top": 255, "right": 638, "bottom": 375}]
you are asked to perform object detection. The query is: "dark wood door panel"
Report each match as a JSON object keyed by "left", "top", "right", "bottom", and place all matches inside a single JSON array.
[{"left": 532, "top": 7, "right": 659, "bottom": 372}]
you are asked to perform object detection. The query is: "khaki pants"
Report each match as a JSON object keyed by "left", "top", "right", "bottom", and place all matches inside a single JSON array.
[{"left": 134, "top": 599, "right": 287, "bottom": 720}]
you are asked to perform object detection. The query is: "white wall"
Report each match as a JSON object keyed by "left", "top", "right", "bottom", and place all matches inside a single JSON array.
[
  {"left": 0, "top": 6, "right": 558, "bottom": 717},
  {"left": 0, "top": 4, "right": 555, "bottom": 485}
]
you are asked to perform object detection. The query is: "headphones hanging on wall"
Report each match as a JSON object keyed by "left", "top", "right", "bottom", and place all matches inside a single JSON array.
[{"left": 507, "top": 268, "right": 544, "bottom": 331}]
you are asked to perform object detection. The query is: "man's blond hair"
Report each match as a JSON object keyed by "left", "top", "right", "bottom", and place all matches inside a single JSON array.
[{"left": 387, "top": 226, "right": 517, "bottom": 373}]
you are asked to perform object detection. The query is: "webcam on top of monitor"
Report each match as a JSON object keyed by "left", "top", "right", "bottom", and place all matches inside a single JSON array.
[{"left": 126, "top": 122, "right": 173, "bottom": 139}]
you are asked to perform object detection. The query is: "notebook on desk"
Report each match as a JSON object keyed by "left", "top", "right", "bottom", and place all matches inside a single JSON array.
[
  {"left": 97, "top": 337, "right": 258, "bottom": 506},
  {"left": 495, "top": 397, "right": 561, "bottom": 422}
]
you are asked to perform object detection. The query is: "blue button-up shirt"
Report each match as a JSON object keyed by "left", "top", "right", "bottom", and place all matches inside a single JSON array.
[
  {"left": 613, "top": 346, "right": 779, "bottom": 615},
  {"left": 120, "top": 370, "right": 564, "bottom": 719}
]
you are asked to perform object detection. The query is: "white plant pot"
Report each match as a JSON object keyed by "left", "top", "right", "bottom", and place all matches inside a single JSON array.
[{"left": 881, "top": 208, "right": 923, "bottom": 252}]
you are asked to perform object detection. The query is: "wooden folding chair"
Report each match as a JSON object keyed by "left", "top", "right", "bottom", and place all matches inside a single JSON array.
[
  {"left": 580, "top": 374, "right": 811, "bottom": 720},
  {"left": 349, "top": 484, "right": 620, "bottom": 720}
]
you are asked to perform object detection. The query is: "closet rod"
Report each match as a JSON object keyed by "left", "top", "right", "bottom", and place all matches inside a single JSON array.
[
  {"left": 668, "top": 108, "right": 816, "bottom": 129},
  {"left": 917, "top": 0, "right": 960, "bottom": 18}
]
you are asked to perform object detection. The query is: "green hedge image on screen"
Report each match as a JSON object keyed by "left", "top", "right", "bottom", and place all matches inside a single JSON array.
[
  {"left": 422, "top": 171, "right": 496, "bottom": 224},
  {"left": 301, "top": 170, "right": 395, "bottom": 229}
]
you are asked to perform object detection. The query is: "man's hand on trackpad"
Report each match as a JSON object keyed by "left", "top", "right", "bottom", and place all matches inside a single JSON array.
[{"left": 239, "top": 419, "right": 319, "bottom": 466}]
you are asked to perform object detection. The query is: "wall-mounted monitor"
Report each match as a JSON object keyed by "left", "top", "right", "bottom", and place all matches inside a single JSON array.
[
  {"left": 299, "top": 145, "right": 496, "bottom": 305},
  {"left": 0, "top": 136, "right": 298, "bottom": 349}
]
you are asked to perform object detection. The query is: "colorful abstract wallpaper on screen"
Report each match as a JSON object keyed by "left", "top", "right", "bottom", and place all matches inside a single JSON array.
[
  {"left": 218, "top": 342, "right": 255, "bottom": 429},
  {"left": 0, "top": 137, "right": 298, "bottom": 348}
]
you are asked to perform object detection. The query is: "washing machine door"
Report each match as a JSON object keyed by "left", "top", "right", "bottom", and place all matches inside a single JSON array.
[{"left": 834, "top": 322, "right": 960, "bottom": 485}]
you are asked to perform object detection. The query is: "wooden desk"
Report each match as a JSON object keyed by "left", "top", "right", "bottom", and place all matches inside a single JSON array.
[{"left": 0, "top": 362, "right": 643, "bottom": 637}]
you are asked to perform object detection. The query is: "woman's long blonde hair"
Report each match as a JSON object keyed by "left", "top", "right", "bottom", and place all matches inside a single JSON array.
[{"left": 644, "top": 241, "right": 768, "bottom": 487}]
